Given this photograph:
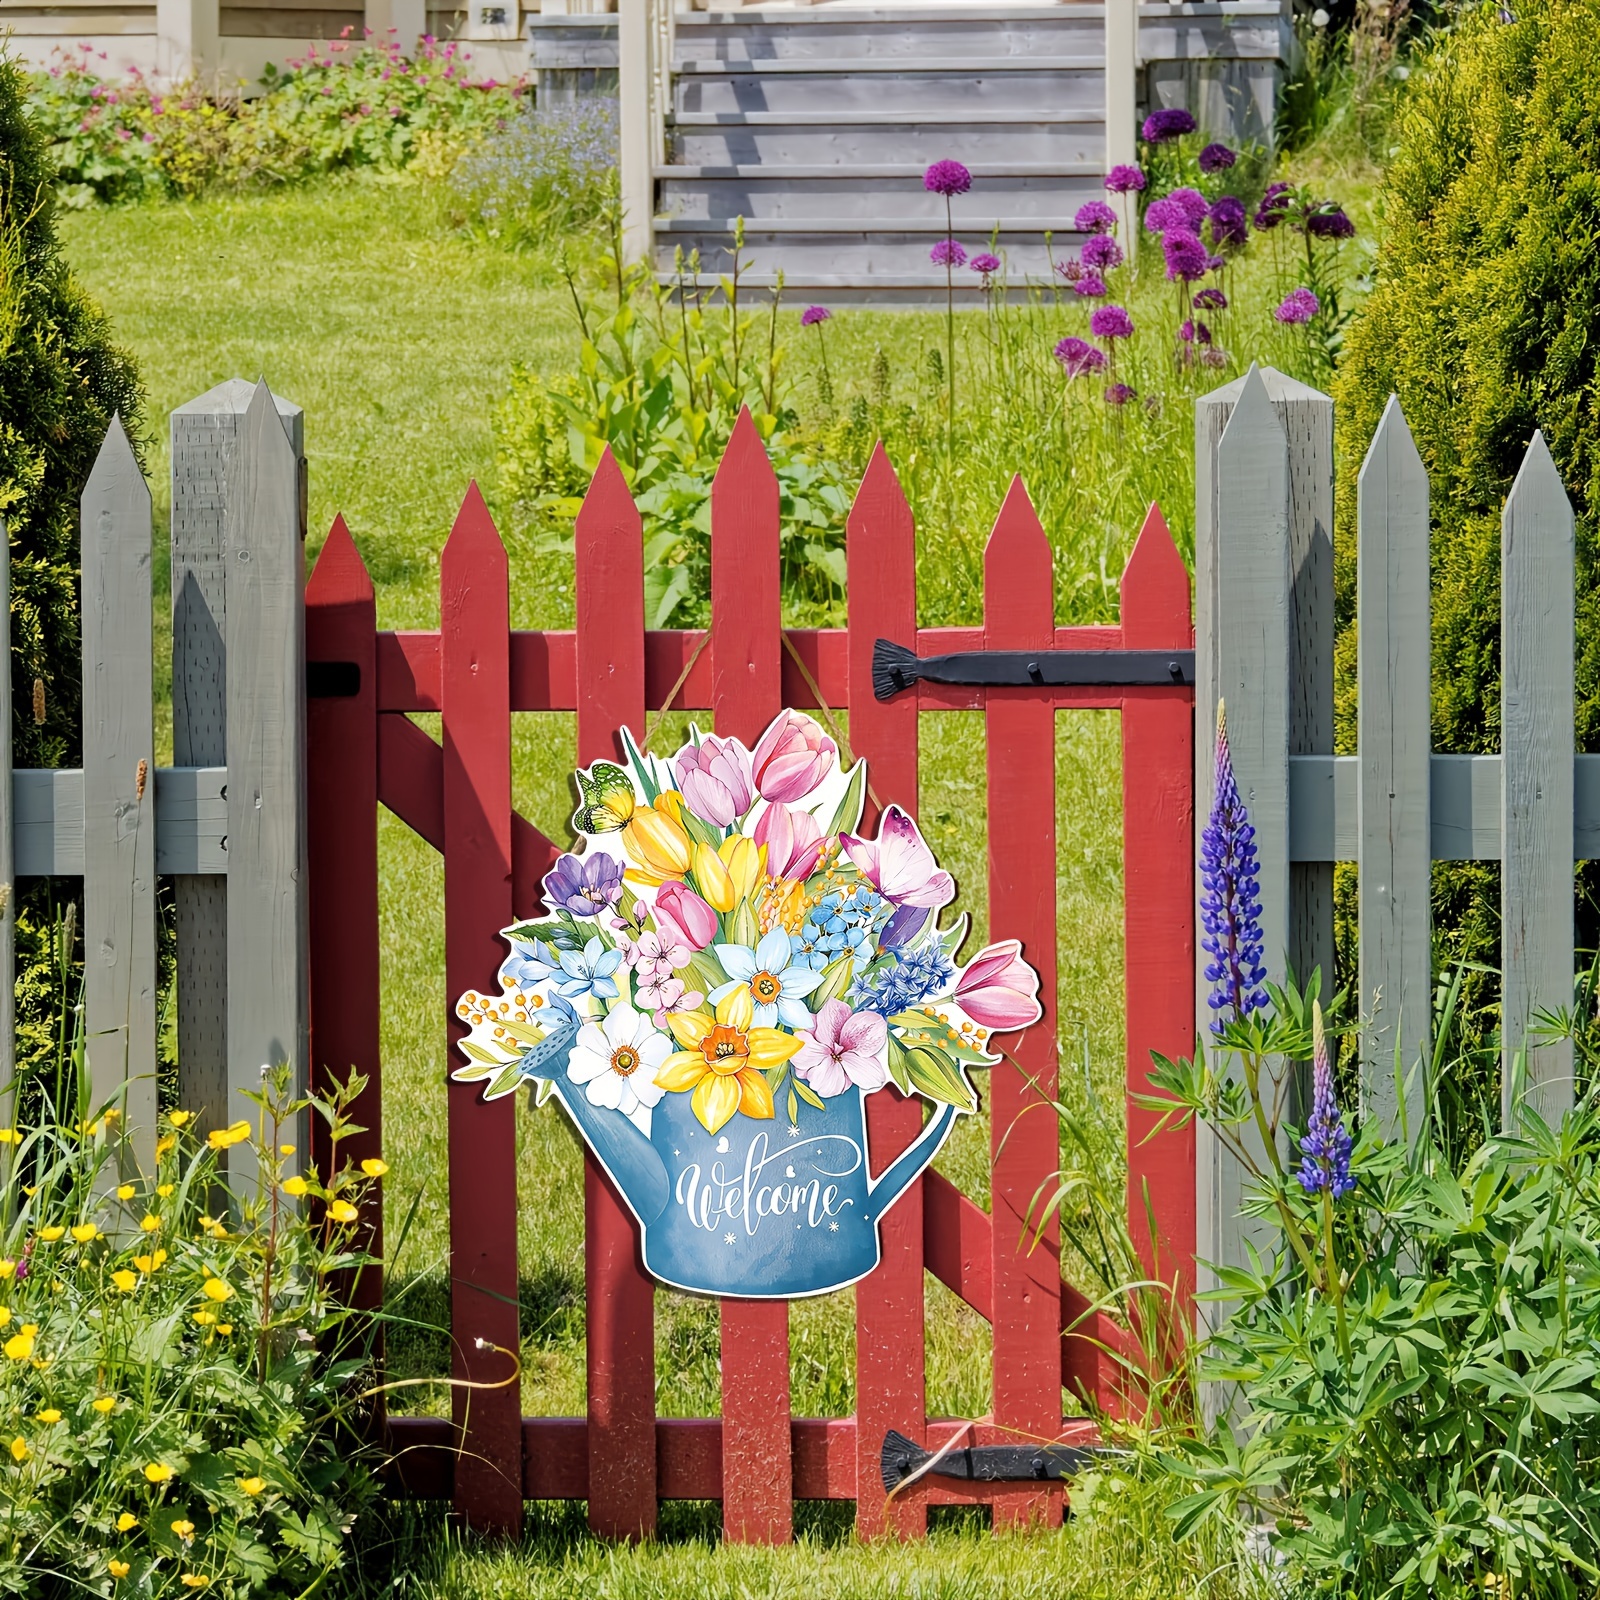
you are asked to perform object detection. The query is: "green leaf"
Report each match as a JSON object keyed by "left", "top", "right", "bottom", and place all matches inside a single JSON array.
[
  {"left": 811, "top": 952, "right": 855, "bottom": 1008},
  {"left": 900, "top": 1045, "right": 977, "bottom": 1112},
  {"left": 823, "top": 759, "right": 868, "bottom": 839},
  {"left": 793, "top": 1077, "right": 826, "bottom": 1111}
]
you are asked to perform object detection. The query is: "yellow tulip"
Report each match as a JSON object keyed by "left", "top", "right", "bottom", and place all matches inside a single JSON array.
[
  {"left": 94, "top": 1397, "right": 117, "bottom": 1415},
  {"left": 238, "top": 1476, "right": 266, "bottom": 1496},
  {"left": 71, "top": 1224, "right": 99, "bottom": 1244},
  {"left": 116, "top": 1511, "right": 137, "bottom": 1531},
  {"left": 360, "top": 1158, "right": 388, "bottom": 1177},
  {"left": 143, "top": 1462, "right": 173, "bottom": 1484},
  {"left": 622, "top": 800, "right": 693, "bottom": 886},
  {"left": 691, "top": 842, "right": 736, "bottom": 912},
  {"left": 202, "top": 1278, "right": 233, "bottom": 1303},
  {"left": 109, "top": 1559, "right": 130, "bottom": 1579},
  {"left": 111, "top": 1270, "right": 138, "bottom": 1293},
  {"left": 4, "top": 1325, "right": 37, "bottom": 1362},
  {"left": 721, "top": 835, "right": 765, "bottom": 903}
]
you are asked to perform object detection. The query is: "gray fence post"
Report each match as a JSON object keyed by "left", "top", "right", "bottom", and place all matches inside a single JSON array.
[
  {"left": 171, "top": 379, "right": 304, "bottom": 1143},
  {"left": 223, "top": 381, "right": 308, "bottom": 1193},
  {"left": 1501, "top": 431, "right": 1575, "bottom": 1126},
  {"left": 1357, "top": 397, "right": 1432, "bottom": 1139},
  {"left": 81, "top": 418, "right": 158, "bottom": 1175}
]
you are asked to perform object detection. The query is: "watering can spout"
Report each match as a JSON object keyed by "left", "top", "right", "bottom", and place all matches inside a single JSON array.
[{"left": 866, "top": 1099, "right": 960, "bottom": 1212}]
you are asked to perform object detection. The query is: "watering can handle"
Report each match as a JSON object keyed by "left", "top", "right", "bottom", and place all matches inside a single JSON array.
[{"left": 866, "top": 1099, "right": 960, "bottom": 1210}]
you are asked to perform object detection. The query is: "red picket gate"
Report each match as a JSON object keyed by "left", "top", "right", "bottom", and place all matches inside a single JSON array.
[{"left": 303, "top": 411, "right": 1196, "bottom": 1542}]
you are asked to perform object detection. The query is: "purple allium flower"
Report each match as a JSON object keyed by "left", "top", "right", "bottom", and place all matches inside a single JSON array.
[
  {"left": 1206, "top": 254, "right": 1228, "bottom": 274},
  {"left": 1090, "top": 304, "right": 1134, "bottom": 340},
  {"left": 1141, "top": 107, "right": 1197, "bottom": 143},
  {"left": 1305, "top": 205, "right": 1355, "bottom": 240},
  {"left": 1201, "top": 347, "right": 1228, "bottom": 369},
  {"left": 930, "top": 239, "right": 968, "bottom": 268},
  {"left": 1297, "top": 1013, "right": 1354, "bottom": 1199},
  {"left": 800, "top": 305, "right": 831, "bottom": 327},
  {"left": 543, "top": 851, "right": 626, "bottom": 918},
  {"left": 924, "top": 159, "right": 973, "bottom": 197},
  {"left": 1163, "top": 227, "right": 1209, "bottom": 282},
  {"left": 1207, "top": 195, "right": 1248, "bottom": 250},
  {"left": 1105, "top": 163, "right": 1147, "bottom": 194},
  {"left": 1165, "top": 187, "right": 1209, "bottom": 229},
  {"left": 970, "top": 252, "right": 1001, "bottom": 276},
  {"left": 1193, "top": 286, "right": 1228, "bottom": 310},
  {"left": 1054, "top": 336, "right": 1108, "bottom": 377},
  {"left": 1072, "top": 271, "right": 1109, "bottom": 298},
  {"left": 1082, "top": 234, "right": 1124, "bottom": 271},
  {"left": 1104, "top": 382, "right": 1137, "bottom": 406},
  {"left": 1144, "top": 197, "right": 1188, "bottom": 234},
  {"left": 1074, "top": 200, "right": 1118, "bottom": 235},
  {"left": 1179, "top": 318, "right": 1213, "bottom": 346},
  {"left": 1200, "top": 702, "right": 1268, "bottom": 1031},
  {"left": 1198, "top": 141, "right": 1237, "bottom": 173},
  {"left": 1254, "top": 181, "right": 1293, "bottom": 231},
  {"left": 1055, "top": 257, "right": 1085, "bottom": 283},
  {"left": 1275, "top": 287, "right": 1321, "bottom": 325}
]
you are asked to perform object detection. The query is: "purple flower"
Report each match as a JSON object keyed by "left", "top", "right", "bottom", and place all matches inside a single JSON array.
[
  {"left": 1054, "top": 336, "right": 1108, "bottom": 377},
  {"left": 1201, "top": 347, "right": 1228, "bottom": 369},
  {"left": 1072, "top": 271, "right": 1108, "bottom": 298},
  {"left": 1082, "top": 234, "right": 1124, "bottom": 271},
  {"left": 1165, "top": 187, "right": 1209, "bottom": 229},
  {"left": 1104, "top": 382, "right": 1137, "bottom": 406},
  {"left": 1074, "top": 200, "right": 1118, "bottom": 235},
  {"left": 1054, "top": 257, "right": 1085, "bottom": 283},
  {"left": 1141, "top": 107, "right": 1196, "bottom": 143},
  {"left": 543, "top": 851, "right": 626, "bottom": 918},
  {"left": 800, "top": 305, "right": 831, "bottom": 327},
  {"left": 1198, "top": 142, "right": 1237, "bottom": 173},
  {"left": 1305, "top": 205, "right": 1355, "bottom": 240},
  {"left": 970, "top": 252, "right": 1001, "bottom": 276},
  {"left": 924, "top": 159, "right": 972, "bottom": 197},
  {"left": 675, "top": 733, "right": 754, "bottom": 826},
  {"left": 1296, "top": 1013, "right": 1354, "bottom": 1199},
  {"left": 1105, "top": 163, "right": 1146, "bottom": 194},
  {"left": 1200, "top": 702, "right": 1268, "bottom": 1031},
  {"left": 1089, "top": 304, "right": 1134, "bottom": 340},
  {"left": 1179, "top": 318, "right": 1213, "bottom": 346},
  {"left": 1193, "top": 286, "right": 1228, "bottom": 310},
  {"left": 1207, "top": 195, "right": 1248, "bottom": 250},
  {"left": 1144, "top": 197, "right": 1188, "bottom": 233},
  {"left": 930, "top": 239, "right": 968, "bottom": 268},
  {"left": 1254, "top": 181, "right": 1293, "bottom": 231},
  {"left": 1162, "top": 227, "right": 1209, "bottom": 282},
  {"left": 1275, "top": 287, "right": 1321, "bottom": 325}
]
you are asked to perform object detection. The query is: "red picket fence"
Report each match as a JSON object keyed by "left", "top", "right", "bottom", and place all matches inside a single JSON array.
[{"left": 303, "top": 412, "right": 1196, "bottom": 1542}]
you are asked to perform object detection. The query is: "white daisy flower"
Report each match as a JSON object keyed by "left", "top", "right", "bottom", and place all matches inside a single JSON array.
[{"left": 566, "top": 1004, "right": 672, "bottom": 1132}]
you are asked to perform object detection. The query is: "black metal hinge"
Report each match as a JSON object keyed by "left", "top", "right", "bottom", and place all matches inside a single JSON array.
[
  {"left": 880, "top": 1429, "right": 1103, "bottom": 1492},
  {"left": 873, "top": 638, "right": 1194, "bottom": 702},
  {"left": 307, "top": 661, "right": 361, "bottom": 699}
]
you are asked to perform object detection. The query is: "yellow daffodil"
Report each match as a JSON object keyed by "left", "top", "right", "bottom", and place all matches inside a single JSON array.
[
  {"left": 327, "top": 1200, "right": 358, "bottom": 1224},
  {"left": 622, "top": 794, "right": 693, "bottom": 887},
  {"left": 38, "top": 1226, "right": 64, "bottom": 1242},
  {"left": 36, "top": 1409, "right": 60, "bottom": 1424},
  {"left": 112, "top": 1270, "right": 138, "bottom": 1293},
  {"left": 0, "top": 1260, "right": 13, "bottom": 1279},
  {"left": 171, "top": 1518, "right": 195, "bottom": 1540},
  {"left": 657, "top": 990, "right": 798, "bottom": 1133},
  {"left": 280, "top": 1143, "right": 296, "bottom": 1156},
  {"left": 94, "top": 1396, "right": 117, "bottom": 1415},
  {"left": 4, "top": 1325, "right": 38, "bottom": 1361},
  {"left": 281, "top": 1177, "right": 308, "bottom": 1198},
  {"left": 142, "top": 1462, "right": 172, "bottom": 1484},
  {"left": 238, "top": 1476, "right": 265, "bottom": 1496},
  {"left": 109, "top": 1559, "right": 130, "bottom": 1579},
  {"left": 168, "top": 1111, "right": 192, "bottom": 1128},
  {"left": 193, "top": 1311, "right": 216, "bottom": 1326},
  {"left": 360, "top": 1158, "right": 388, "bottom": 1177},
  {"left": 116, "top": 1184, "right": 135, "bottom": 1201},
  {"left": 156, "top": 1184, "right": 175, "bottom": 1198},
  {"left": 201, "top": 1278, "right": 233, "bottom": 1303},
  {"left": 116, "top": 1511, "right": 137, "bottom": 1532},
  {"left": 0, "top": 1128, "right": 19, "bottom": 1146},
  {"left": 138, "top": 1215, "right": 160, "bottom": 1234},
  {"left": 180, "top": 1577, "right": 210, "bottom": 1590},
  {"left": 71, "top": 1223, "right": 100, "bottom": 1244},
  {"left": 10, "top": 1438, "right": 28, "bottom": 1463}
]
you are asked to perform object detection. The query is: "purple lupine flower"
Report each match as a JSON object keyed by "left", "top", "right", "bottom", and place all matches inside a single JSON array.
[
  {"left": 970, "top": 252, "right": 1001, "bottom": 276},
  {"left": 1207, "top": 195, "right": 1248, "bottom": 250},
  {"left": 1162, "top": 227, "right": 1209, "bottom": 282},
  {"left": 1164, "top": 187, "right": 1209, "bottom": 229},
  {"left": 1305, "top": 205, "right": 1355, "bottom": 240},
  {"left": 1144, "top": 196, "right": 1189, "bottom": 234},
  {"left": 1082, "top": 234, "right": 1124, "bottom": 271},
  {"left": 930, "top": 239, "right": 968, "bottom": 268},
  {"left": 1104, "top": 382, "right": 1137, "bottom": 406},
  {"left": 1275, "top": 287, "right": 1321, "bottom": 325},
  {"left": 1074, "top": 200, "right": 1118, "bottom": 234},
  {"left": 800, "top": 305, "right": 831, "bottom": 327},
  {"left": 1198, "top": 141, "right": 1237, "bottom": 173},
  {"left": 1193, "top": 286, "right": 1228, "bottom": 310},
  {"left": 1090, "top": 304, "right": 1134, "bottom": 340},
  {"left": 1254, "top": 181, "right": 1294, "bottom": 231},
  {"left": 1053, "top": 336, "right": 1108, "bottom": 377},
  {"left": 1297, "top": 1013, "right": 1354, "bottom": 1199},
  {"left": 1200, "top": 702, "right": 1268, "bottom": 1032},
  {"left": 924, "top": 159, "right": 972, "bottom": 197},
  {"left": 1072, "top": 271, "right": 1109, "bottom": 298},
  {"left": 543, "top": 851, "right": 626, "bottom": 917},
  {"left": 1104, "top": 163, "right": 1146, "bottom": 193},
  {"left": 1141, "top": 107, "right": 1196, "bottom": 143}
]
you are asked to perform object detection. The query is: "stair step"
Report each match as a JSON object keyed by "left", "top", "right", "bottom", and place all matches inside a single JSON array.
[
  {"left": 677, "top": 66, "right": 1100, "bottom": 116},
  {"left": 672, "top": 118, "right": 1104, "bottom": 165},
  {"left": 671, "top": 109, "right": 1103, "bottom": 125},
  {"left": 654, "top": 216, "right": 1087, "bottom": 234},
  {"left": 674, "top": 55, "right": 1103, "bottom": 71},
  {"left": 656, "top": 163, "right": 1104, "bottom": 178},
  {"left": 651, "top": 228, "right": 1084, "bottom": 278},
  {"left": 656, "top": 171, "right": 1104, "bottom": 221}
]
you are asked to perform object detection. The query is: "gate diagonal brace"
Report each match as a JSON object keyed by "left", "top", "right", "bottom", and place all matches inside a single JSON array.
[
  {"left": 872, "top": 639, "right": 1196, "bottom": 701},
  {"left": 879, "top": 1430, "right": 1109, "bottom": 1492}
]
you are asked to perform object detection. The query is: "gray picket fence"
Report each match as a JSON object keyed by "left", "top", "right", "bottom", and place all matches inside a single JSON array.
[
  {"left": 1195, "top": 364, "right": 1583, "bottom": 1291},
  {"left": 0, "top": 379, "right": 308, "bottom": 1186}
]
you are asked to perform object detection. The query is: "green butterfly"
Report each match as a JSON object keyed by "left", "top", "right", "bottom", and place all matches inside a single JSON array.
[{"left": 571, "top": 761, "right": 636, "bottom": 835}]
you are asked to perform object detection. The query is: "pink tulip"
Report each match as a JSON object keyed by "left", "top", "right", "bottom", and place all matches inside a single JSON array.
[
  {"left": 750, "top": 710, "right": 835, "bottom": 804},
  {"left": 675, "top": 734, "right": 754, "bottom": 827},
  {"left": 954, "top": 940, "right": 1042, "bottom": 1032},
  {"left": 754, "top": 802, "right": 825, "bottom": 881},
  {"left": 651, "top": 881, "right": 718, "bottom": 951}
]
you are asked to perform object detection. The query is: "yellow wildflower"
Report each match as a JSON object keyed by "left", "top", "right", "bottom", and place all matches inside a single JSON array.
[
  {"left": 180, "top": 1577, "right": 210, "bottom": 1590},
  {"left": 111, "top": 1270, "right": 138, "bottom": 1293},
  {"left": 193, "top": 1311, "right": 216, "bottom": 1326},
  {"left": 171, "top": 1518, "right": 195, "bottom": 1540},
  {"left": 156, "top": 1135, "right": 176, "bottom": 1160},
  {"left": 4, "top": 1325, "right": 38, "bottom": 1361},
  {"left": 36, "top": 1409, "right": 60, "bottom": 1424},
  {"left": 216, "top": 1323, "right": 232, "bottom": 1336},
  {"left": 201, "top": 1278, "right": 233, "bottom": 1303},
  {"left": 116, "top": 1184, "right": 135, "bottom": 1201},
  {"left": 280, "top": 1144, "right": 296, "bottom": 1156},
  {"left": 142, "top": 1462, "right": 173, "bottom": 1484},
  {"left": 206, "top": 1120, "right": 251, "bottom": 1152},
  {"left": 0, "top": 1260, "right": 13, "bottom": 1279},
  {"left": 327, "top": 1200, "right": 359, "bottom": 1224},
  {"left": 238, "top": 1476, "right": 265, "bottom": 1496},
  {"left": 71, "top": 1223, "right": 100, "bottom": 1243},
  {"left": 139, "top": 1215, "right": 160, "bottom": 1234},
  {"left": 0, "top": 1308, "right": 11, "bottom": 1327},
  {"left": 10, "top": 1438, "right": 28, "bottom": 1462},
  {"left": 282, "top": 1177, "right": 309, "bottom": 1198},
  {"left": 134, "top": 1248, "right": 168, "bottom": 1273},
  {"left": 0, "top": 1128, "right": 19, "bottom": 1145},
  {"left": 38, "top": 1226, "right": 64, "bottom": 1242},
  {"left": 168, "top": 1111, "right": 192, "bottom": 1128},
  {"left": 93, "top": 1396, "right": 117, "bottom": 1414},
  {"left": 117, "top": 1512, "right": 138, "bottom": 1531},
  {"left": 360, "top": 1158, "right": 388, "bottom": 1177},
  {"left": 156, "top": 1184, "right": 175, "bottom": 1198},
  {"left": 109, "top": 1559, "right": 130, "bottom": 1579}
]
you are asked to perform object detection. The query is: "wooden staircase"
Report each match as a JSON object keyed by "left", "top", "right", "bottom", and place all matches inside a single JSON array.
[{"left": 655, "top": 4, "right": 1110, "bottom": 303}]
